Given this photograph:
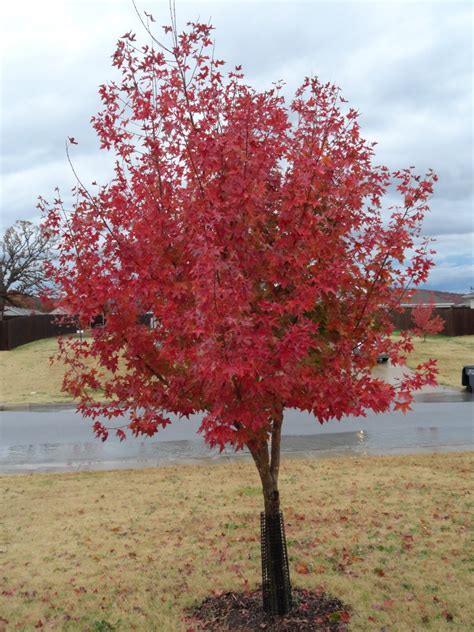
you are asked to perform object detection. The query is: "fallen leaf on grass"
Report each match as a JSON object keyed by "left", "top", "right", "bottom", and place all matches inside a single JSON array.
[
  {"left": 295, "top": 561, "right": 310, "bottom": 575},
  {"left": 313, "top": 564, "right": 326, "bottom": 574}
]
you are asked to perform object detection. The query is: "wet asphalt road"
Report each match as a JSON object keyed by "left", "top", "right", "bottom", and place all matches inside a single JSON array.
[{"left": 0, "top": 396, "right": 472, "bottom": 473}]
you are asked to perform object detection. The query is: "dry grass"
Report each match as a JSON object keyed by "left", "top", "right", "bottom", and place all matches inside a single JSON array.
[
  {"left": 401, "top": 334, "right": 474, "bottom": 389},
  {"left": 0, "top": 336, "right": 76, "bottom": 405},
  {"left": 0, "top": 452, "right": 472, "bottom": 631},
  {"left": 0, "top": 334, "right": 107, "bottom": 406}
]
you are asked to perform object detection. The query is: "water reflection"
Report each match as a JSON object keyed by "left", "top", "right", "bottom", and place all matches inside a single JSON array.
[
  {"left": 414, "top": 426, "right": 440, "bottom": 447},
  {"left": 414, "top": 392, "right": 473, "bottom": 403},
  {"left": 0, "top": 430, "right": 374, "bottom": 472},
  {"left": 280, "top": 430, "right": 368, "bottom": 453}
]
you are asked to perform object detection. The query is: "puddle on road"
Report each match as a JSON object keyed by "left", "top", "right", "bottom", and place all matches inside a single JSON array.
[
  {"left": 1, "top": 427, "right": 472, "bottom": 474},
  {"left": 413, "top": 392, "right": 473, "bottom": 403}
]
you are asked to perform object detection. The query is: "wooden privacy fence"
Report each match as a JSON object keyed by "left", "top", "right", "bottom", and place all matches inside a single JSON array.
[
  {"left": 0, "top": 315, "right": 78, "bottom": 350},
  {"left": 1, "top": 309, "right": 471, "bottom": 351},
  {"left": 392, "top": 306, "right": 474, "bottom": 337},
  {"left": 0, "top": 313, "right": 152, "bottom": 350}
]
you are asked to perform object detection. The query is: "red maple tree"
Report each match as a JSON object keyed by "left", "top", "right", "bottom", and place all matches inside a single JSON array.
[
  {"left": 411, "top": 296, "right": 445, "bottom": 341},
  {"left": 40, "top": 14, "right": 438, "bottom": 614}
]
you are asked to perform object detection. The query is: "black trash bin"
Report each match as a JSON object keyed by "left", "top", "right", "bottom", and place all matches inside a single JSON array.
[{"left": 461, "top": 365, "right": 474, "bottom": 392}]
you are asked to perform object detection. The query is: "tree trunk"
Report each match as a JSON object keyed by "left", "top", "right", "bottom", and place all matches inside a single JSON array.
[{"left": 248, "top": 411, "right": 292, "bottom": 615}]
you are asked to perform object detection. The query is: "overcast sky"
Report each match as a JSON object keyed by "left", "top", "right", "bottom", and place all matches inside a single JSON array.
[{"left": 1, "top": 0, "right": 472, "bottom": 292}]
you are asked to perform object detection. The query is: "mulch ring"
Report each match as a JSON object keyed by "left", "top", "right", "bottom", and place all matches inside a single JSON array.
[{"left": 187, "top": 588, "right": 352, "bottom": 631}]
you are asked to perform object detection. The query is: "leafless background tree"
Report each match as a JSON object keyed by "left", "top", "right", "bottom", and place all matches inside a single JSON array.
[{"left": 0, "top": 220, "right": 54, "bottom": 319}]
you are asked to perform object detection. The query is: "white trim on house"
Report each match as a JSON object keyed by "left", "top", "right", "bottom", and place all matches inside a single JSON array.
[
  {"left": 462, "top": 292, "right": 474, "bottom": 309},
  {"left": 3, "top": 305, "right": 43, "bottom": 317},
  {"left": 400, "top": 302, "right": 456, "bottom": 308}
]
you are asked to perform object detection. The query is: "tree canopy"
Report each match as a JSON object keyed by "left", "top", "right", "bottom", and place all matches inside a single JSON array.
[{"left": 41, "top": 18, "right": 437, "bottom": 446}]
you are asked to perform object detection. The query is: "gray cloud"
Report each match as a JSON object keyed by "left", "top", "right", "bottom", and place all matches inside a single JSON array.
[{"left": 1, "top": 0, "right": 472, "bottom": 292}]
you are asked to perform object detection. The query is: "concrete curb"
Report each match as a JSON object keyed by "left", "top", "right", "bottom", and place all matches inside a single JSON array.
[{"left": 0, "top": 402, "right": 79, "bottom": 412}]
